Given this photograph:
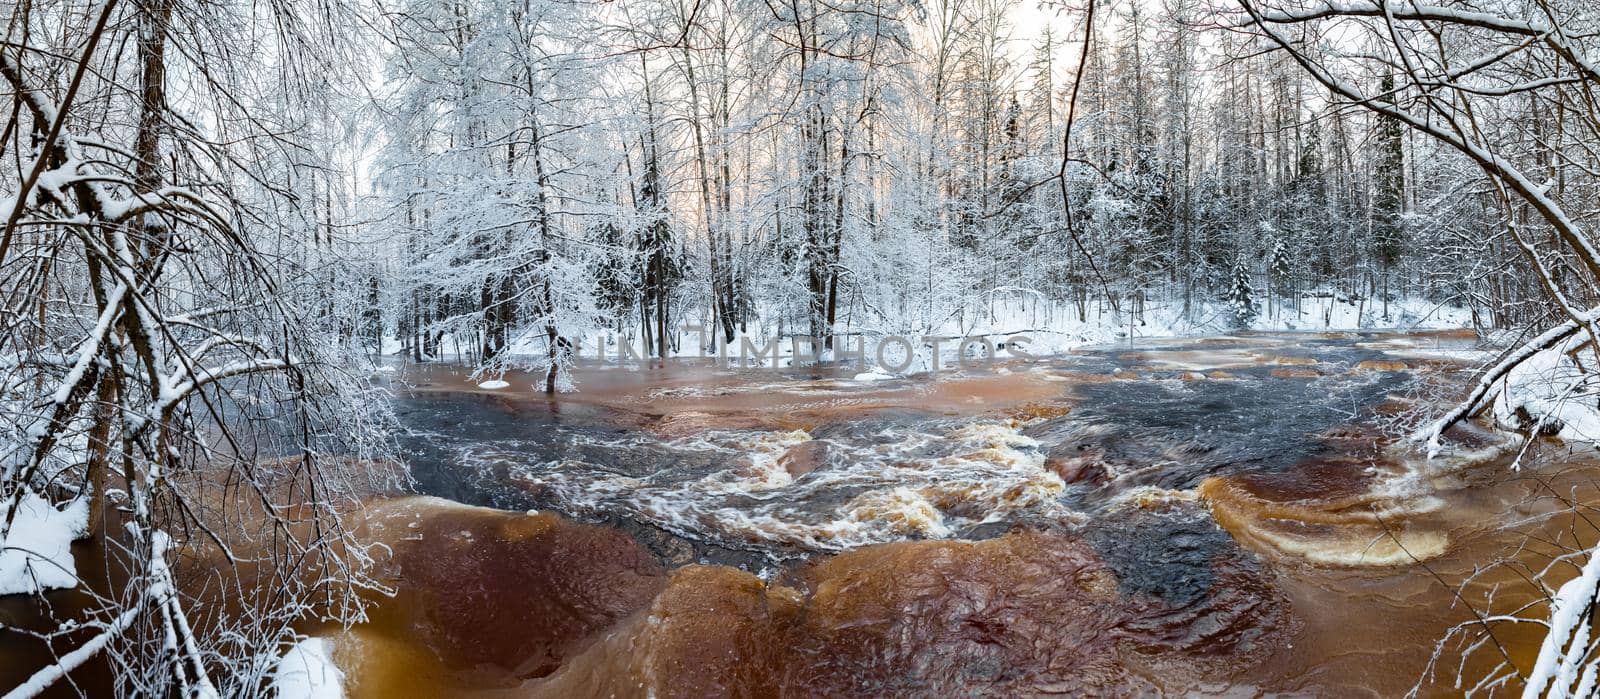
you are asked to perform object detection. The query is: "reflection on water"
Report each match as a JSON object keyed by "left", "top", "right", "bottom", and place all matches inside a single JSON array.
[{"left": 335, "top": 330, "right": 1600, "bottom": 696}]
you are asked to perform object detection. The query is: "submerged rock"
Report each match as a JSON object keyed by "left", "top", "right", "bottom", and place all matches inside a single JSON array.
[
  {"left": 1356, "top": 359, "right": 1409, "bottom": 371},
  {"left": 1044, "top": 442, "right": 1112, "bottom": 484},
  {"left": 537, "top": 528, "right": 1290, "bottom": 697},
  {"left": 343, "top": 499, "right": 1291, "bottom": 697},
  {"left": 778, "top": 440, "right": 834, "bottom": 477},
  {"left": 356, "top": 499, "right": 667, "bottom": 685}
]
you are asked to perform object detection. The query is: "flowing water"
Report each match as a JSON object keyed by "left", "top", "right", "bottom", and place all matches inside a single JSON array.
[
  {"left": 12, "top": 330, "right": 1594, "bottom": 695},
  {"left": 395, "top": 335, "right": 1412, "bottom": 553},
  {"left": 316, "top": 329, "right": 1600, "bottom": 697}
]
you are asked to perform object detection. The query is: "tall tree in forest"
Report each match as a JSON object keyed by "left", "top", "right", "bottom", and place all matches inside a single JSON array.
[
  {"left": 1373, "top": 73, "right": 1407, "bottom": 319},
  {"left": 374, "top": 0, "right": 603, "bottom": 389}
]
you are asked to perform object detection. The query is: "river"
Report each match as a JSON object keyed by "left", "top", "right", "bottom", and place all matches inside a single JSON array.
[{"left": 319, "top": 330, "right": 1599, "bottom": 696}]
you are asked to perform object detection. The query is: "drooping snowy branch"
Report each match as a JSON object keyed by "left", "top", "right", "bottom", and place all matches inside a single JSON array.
[{"left": 1, "top": 0, "right": 393, "bottom": 692}]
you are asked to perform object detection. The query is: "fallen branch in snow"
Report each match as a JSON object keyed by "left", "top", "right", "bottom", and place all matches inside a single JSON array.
[{"left": 1409, "top": 314, "right": 1589, "bottom": 454}]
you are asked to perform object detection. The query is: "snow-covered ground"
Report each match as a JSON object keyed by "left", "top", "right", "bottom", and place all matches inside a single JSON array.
[
  {"left": 0, "top": 491, "right": 88, "bottom": 596},
  {"left": 382, "top": 294, "right": 1476, "bottom": 380},
  {"left": 273, "top": 637, "right": 345, "bottom": 699},
  {"left": 868, "top": 294, "right": 1473, "bottom": 357}
]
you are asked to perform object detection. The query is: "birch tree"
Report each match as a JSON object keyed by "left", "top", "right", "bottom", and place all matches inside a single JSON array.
[{"left": 1, "top": 0, "right": 393, "bottom": 692}]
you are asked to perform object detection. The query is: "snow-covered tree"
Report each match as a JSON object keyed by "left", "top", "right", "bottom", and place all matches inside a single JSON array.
[
  {"left": 1, "top": 0, "right": 393, "bottom": 692},
  {"left": 1225, "top": 257, "right": 1258, "bottom": 328}
]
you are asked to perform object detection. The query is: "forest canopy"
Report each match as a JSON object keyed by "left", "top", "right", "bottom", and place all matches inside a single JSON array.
[{"left": 6, "top": 0, "right": 1600, "bottom": 695}]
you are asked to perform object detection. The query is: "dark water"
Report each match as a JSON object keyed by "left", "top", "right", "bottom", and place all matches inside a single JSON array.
[
  {"left": 0, "top": 330, "right": 1549, "bottom": 698},
  {"left": 387, "top": 333, "right": 1463, "bottom": 574},
  {"left": 334, "top": 330, "right": 1561, "bottom": 697},
  {"left": 1044, "top": 338, "right": 1410, "bottom": 501}
]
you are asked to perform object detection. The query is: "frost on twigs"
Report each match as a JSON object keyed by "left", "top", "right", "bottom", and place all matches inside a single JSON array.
[
  {"left": 1523, "top": 548, "right": 1600, "bottom": 699},
  {"left": 0, "top": 0, "right": 394, "bottom": 689}
]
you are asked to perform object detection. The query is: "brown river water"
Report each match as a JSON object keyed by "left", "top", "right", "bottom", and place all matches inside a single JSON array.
[{"left": 5, "top": 330, "right": 1599, "bottom": 696}]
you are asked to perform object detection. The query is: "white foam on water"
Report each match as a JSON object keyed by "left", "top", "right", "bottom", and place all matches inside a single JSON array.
[
  {"left": 1248, "top": 525, "right": 1448, "bottom": 567},
  {"left": 507, "top": 420, "right": 1080, "bottom": 551}
]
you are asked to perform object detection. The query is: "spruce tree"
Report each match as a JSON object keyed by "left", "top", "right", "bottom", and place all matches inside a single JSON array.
[{"left": 1227, "top": 258, "right": 1258, "bottom": 328}]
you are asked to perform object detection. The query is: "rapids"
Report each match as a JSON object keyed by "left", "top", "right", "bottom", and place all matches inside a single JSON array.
[
  {"left": 389, "top": 331, "right": 1469, "bottom": 568},
  {"left": 0, "top": 328, "right": 1588, "bottom": 696},
  {"left": 117, "top": 330, "right": 1600, "bottom": 695}
]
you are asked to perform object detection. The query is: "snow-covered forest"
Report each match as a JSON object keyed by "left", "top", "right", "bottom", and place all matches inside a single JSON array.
[
  {"left": 8, "top": 0, "right": 1600, "bottom": 695},
  {"left": 366, "top": 0, "right": 1529, "bottom": 379}
]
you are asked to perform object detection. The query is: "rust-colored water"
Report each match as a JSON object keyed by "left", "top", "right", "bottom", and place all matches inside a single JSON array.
[
  {"left": 331, "top": 499, "right": 1291, "bottom": 697},
  {"left": 7, "top": 331, "right": 1596, "bottom": 696},
  {"left": 321, "top": 455, "right": 1600, "bottom": 697},
  {"left": 400, "top": 359, "right": 1072, "bottom": 434}
]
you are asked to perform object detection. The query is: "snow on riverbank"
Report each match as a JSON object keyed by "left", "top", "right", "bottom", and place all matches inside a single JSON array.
[
  {"left": 1490, "top": 335, "right": 1600, "bottom": 444},
  {"left": 902, "top": 294, "right": 1473, "bottom": 357},
  {"left": 0, "top": 491, "right": 88, "bottom": 596},
  {"left": 272, "top": 637, "right": 345, "bottom": 699},
  {"left": 384, "top": 294, "right": 1477, "bottom": 378}
]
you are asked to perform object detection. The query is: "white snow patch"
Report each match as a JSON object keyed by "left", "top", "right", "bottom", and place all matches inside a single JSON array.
[
  {"left": 383, "top": 295, "right": 1478, "bottom": 377},
  {"left": 1491, "top": 340, "right": 1600, "bottom": 444},
  {"left": 0, "top": 492, "right": 88, "bottom": 596},
  {"left": 477, "top": 379, "right": 510, "bottom": 390},
  {"left": 272, "top": 636, "right": 345, "bottom": 699}
]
